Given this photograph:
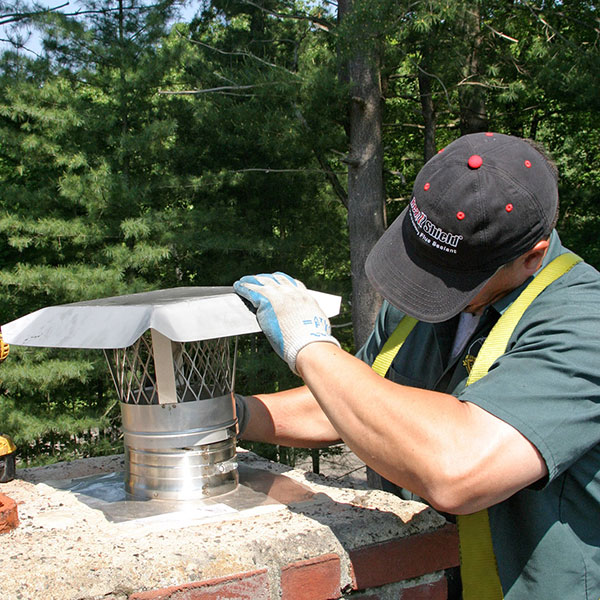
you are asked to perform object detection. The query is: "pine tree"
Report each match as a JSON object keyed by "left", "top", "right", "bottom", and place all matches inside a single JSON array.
[{"left": 0, "top": 0, "right": 182, "bottom": 463}]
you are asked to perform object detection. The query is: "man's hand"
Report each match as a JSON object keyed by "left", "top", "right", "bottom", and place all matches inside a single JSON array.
[{"left": 234, "top": 272, "right": 340, "bottom": 373}]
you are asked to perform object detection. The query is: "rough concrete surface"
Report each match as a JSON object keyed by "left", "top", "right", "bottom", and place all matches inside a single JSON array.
[{"left": 0, "top": 450, "right": 445, "bottom": 600}]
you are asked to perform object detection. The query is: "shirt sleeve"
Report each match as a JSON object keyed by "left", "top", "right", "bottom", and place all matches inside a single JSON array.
[
  {"left": 458, "top": 263, "right": 600, "bottom": 483},
  {"left": 355, "top": 300, "right": 403, "bottom": 365}
]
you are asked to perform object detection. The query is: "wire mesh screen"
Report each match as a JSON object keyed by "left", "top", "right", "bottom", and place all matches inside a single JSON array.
[{"left": 105, "top": 333, "right": 236, "bottom": 405}]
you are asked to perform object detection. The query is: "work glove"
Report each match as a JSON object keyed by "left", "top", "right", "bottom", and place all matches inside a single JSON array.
[{"left": 234, "top": 272, "right": 340, "bottom": 373}]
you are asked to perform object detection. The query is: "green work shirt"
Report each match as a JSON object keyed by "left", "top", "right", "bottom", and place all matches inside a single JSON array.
[{"left": 356, "top": 231, "right": 600, "bottom": 599}]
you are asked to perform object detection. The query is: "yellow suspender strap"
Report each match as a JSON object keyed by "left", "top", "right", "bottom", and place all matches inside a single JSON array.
[
  {"left": 466, "top": 252, "right": 582, "bottom": 385},
  {"left": 370, "top": 252, "right": 582, "bottom": 599},
  {"left": 370, "top": 315, "right": 418, "bottom": 377},
  {"left": 457, "top": 252, "right": 581, "bottom": 600}
]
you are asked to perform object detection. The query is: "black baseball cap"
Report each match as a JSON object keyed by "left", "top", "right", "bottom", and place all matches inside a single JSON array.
[{"left": 365, "top": 132, "right": 559, "bottom": 322}]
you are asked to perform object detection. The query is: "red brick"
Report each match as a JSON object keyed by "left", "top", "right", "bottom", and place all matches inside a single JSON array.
[
  {"left": 0, "top": 493, "right": 19, "bottom": 534},
  {"left": 281, "top": 553, "right": 341, "bottom": 600},
  {"left": 400, "top": 577, "right": 448, "bottom": 600},
  {"left": 349, "top": 523, "right": 459, "bottom": 590},
  {"left": 129, "top": 568, "right": 269, "bottom": 600}
]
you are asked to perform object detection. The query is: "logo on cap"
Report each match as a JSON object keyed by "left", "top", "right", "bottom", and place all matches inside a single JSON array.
[{"left": 409, "top": 198, "right": 463, "bottom": 254}]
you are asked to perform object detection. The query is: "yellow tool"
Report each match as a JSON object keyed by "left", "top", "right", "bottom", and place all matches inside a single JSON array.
[
  {"left": 0, "top": 330, "right": 8, "bottom": 363},
  {"left": 0, "top": 435, "right": 16, "bottom": 483},
  {"left": 0, "top": 330, "right": 14, "bottom": 482}
]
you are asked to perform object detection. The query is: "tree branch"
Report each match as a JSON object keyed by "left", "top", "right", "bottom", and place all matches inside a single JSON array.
[
  {"left": 177, "top": 32, "right": 300, "bottom": 78},
  {"left": 414, "top": 63, "right": 453, "bottom": 110},
  {"left": 0, "top": 2, "right": 68, "bottom": 26},
  {"left": 234, "top": 167, "right": 346, "bottom": 175},
  {"left": 456, "top": 77, "right": 510, "bottom": 90},
  {"left": 522, "top": 0, "right": 597, "bottom": 53},
  {"left": 482, "top": 22, "right": 519, "bottom": 43},
  {"left": 295, "top": 108, "right": 348, "bottom": 208},
  {"left": 241, "top": 0, "right": 334, "bottom": 32},
  {"left": 158, "top": 82, "right": 289, "bottom": 95}
]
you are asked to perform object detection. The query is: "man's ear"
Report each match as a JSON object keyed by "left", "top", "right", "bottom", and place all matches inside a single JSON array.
[{"left": 522, "top": 239, "right": 550, "bottom": 274}]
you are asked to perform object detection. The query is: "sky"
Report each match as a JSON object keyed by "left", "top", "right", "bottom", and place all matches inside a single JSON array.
[
  {"left": 1, "top": 1, "right": 75, "bottom": 56},
  {"left": 1, "top": 0, "right": 197, "bottom": 56}
]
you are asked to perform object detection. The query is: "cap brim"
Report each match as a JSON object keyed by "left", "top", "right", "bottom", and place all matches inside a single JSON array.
[{"left": 365, "top": 207, "right": 497, "bottom": 323}]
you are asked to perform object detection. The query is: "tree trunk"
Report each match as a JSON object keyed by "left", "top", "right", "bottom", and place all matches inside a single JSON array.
[
  {"left": 459, "top": 3, "right": 488, "bottom": 135},
  {"left": 338, "top": 0, "right": 385, "bottom": 350},
  {"left": 418, "top": 45, "right": 437, "bottom": 162}
]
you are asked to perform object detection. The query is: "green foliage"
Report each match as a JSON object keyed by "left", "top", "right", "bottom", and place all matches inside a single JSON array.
[
  {"left": 0, "top": 0, "right": 351, "bottom": 466},
  {"left": 0, "top": 0, "right": 598, "bottom": 469}
]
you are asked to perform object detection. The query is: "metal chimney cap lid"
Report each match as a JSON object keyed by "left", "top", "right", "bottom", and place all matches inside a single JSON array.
[{"left": 1, "top": 286, "right": 342, "bottom": 349}]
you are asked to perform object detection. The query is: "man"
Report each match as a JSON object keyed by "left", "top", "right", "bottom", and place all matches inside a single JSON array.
[{"left": 233, "top": 133, "right": 600, "bottom": 599}]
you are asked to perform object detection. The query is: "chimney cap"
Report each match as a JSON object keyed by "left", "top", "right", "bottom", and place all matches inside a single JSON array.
[{"left": 2, "top": 286, "right": 341, "bottom": 349}]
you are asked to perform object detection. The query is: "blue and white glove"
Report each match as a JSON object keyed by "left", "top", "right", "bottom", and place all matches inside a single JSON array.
[{"left": 234, "top": 272, "right": 340, "bottom": 373}]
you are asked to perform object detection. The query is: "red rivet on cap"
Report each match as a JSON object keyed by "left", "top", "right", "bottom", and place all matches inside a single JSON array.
[
  {"left": 485, "top": 132, "right": 494, "bottom": 137},
  {"left": 424, "top": 182, "right": 430, "bottom": 191},
  {"left": 438, "top": 147, "right": 445, "bottom": 153},
  {"left": 506, "top": 204, "right": 513, "bottom": 212},
  {"left": 524, "top": 160, "right": 532, "bottom": 168},
  {"left": 468, "top": 154, "right": 483, "bottom": 169},
  {"left": 457, "top": 211, "right": 465, "bottom": 220}
]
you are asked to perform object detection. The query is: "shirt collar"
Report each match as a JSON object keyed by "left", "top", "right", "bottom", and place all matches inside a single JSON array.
[{"left": 491, "top": 230, "right": 564, "bottom": 316}]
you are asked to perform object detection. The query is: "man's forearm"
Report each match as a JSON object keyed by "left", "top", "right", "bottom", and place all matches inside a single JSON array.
[
  {"left": 239, "top": 385, "right": 342, "bottom": 448},
  {"left": 295, "top": 341, "right": 547, "bottom": 514}
]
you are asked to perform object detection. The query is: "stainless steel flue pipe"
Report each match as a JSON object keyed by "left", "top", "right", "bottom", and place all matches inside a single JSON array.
[{"left": 107, "top": 331, "right": 239, "bottom": 499}]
